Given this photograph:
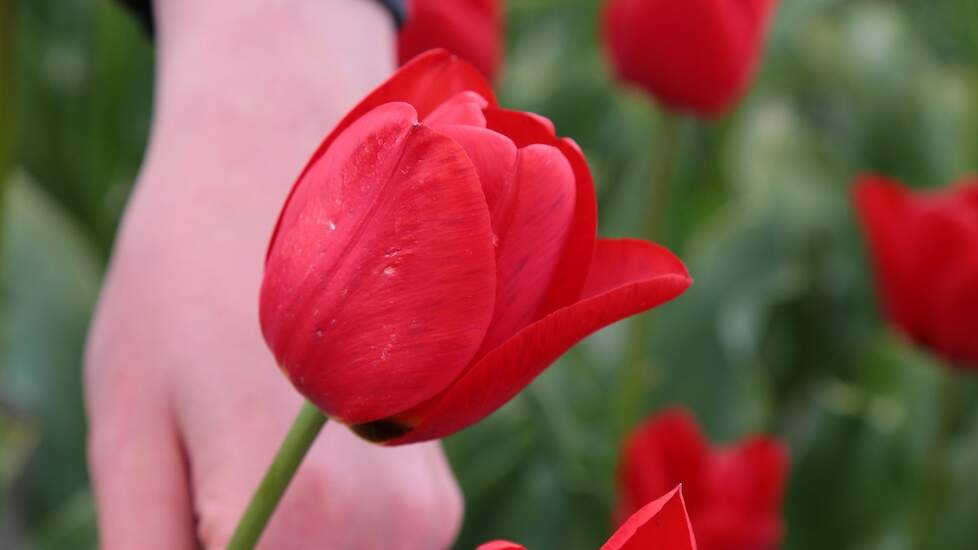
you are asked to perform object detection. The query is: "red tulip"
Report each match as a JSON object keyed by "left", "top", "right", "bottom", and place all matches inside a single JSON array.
[
  {"left": 617, "top": 408, "right": 788, "bottom": 550},
  {"left": 478, "top": 486, "right": 697, "bottom": 550},
  {"left": 853, "top": 175, "right": 978, "bottom": 368},
  {"left": 602, "top": 0, "right": 779, "bottom": 117},
  {"left": 259, "top": 50, "right": 692, "bottom": 445},
  {"left": 398, "top": 0, "right": 503, "bottom": 81}
]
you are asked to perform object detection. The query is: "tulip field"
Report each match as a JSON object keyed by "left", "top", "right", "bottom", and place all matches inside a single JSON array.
[{"left": 3, "top": 0, "right": 978, "bottom": 549}]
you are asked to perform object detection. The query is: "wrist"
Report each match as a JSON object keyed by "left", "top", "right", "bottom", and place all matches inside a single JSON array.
[
  {"left": 151, "top": 0, "right": 396, "bottom": 141},
  {"left": 139, "top": 0, "right": 396, "bottom": 201},
  {"left": 124, "top": 0, "right": 398, "bottom": 268}
]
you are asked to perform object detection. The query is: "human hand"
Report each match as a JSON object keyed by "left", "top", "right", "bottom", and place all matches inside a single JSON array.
[{"left": 85, "top": 1, "right": 463, "bottom": 548}]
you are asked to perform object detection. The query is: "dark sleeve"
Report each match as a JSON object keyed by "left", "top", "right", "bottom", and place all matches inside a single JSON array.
[
  {"left": 116, "top": 0, "right": 154, "bottom": 35},
  {"left": 114, "top": 0, "right": 407, "bottom": 37}
]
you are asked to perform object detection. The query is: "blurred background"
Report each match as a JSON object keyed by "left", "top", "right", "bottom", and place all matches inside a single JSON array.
[{"left": 2, "top": 0, "right": 978, "bottom": 548}]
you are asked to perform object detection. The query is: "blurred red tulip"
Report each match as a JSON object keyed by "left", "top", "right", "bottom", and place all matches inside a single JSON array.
[
  {"left": 478, "top": 486, "right": 697, "bottom": 550},
  {"left": 399, "top": 0, "right": 503, "bottom": 80},
  {"left": 617, "top": 409, "right": 788, "bottom": 550},
  {"left": 601, "top": 0, "right": 778, "bottom": 117},
  {"left": 260, "top": 50, "right": 692, "bottom": 445},
  {"left": 853, "top": 175, "right": 978, "bottom": 368}
]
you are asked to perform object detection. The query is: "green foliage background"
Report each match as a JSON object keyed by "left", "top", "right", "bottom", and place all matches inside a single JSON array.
[{"left": 2, "top": 0, "right": 978, "bottom": 548}]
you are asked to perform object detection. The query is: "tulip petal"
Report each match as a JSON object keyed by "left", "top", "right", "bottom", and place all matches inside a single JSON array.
[
  {"left": 930, "top": 257, "right": 978, "bottom": 365},
  {"left": 267, "top": 50, "right": 495, "bottom": 262},
  {"left": 852, "top": 176, "right": 919, "bottom": 334},
  {"left": 392, "top": 238, "right": 690, "bottom": 444},
  {"left": 700, "top": 437, "right": 788, "bottom": 548},
  {"left": 907, "top": 192, "right": 978, "bottom": 352},
  {"left": 260, "top": 102, "right": 497, "bottom": 424},
  {"left": 616, "top": 408, "right": 710, "bottom": 524},
  {"left": 716, "top": 437, "right": 789, "bottom": 517},
  {"left": 959, "top": 180, "right": 978, "bottom": 213},
  {"left": 435, "top": 125, "right": 518, "bottom": 228},
  {"left": 476, "top": 143, "right": 577, "bottom": 352},
  {"left": 601, "top": 486, "right": 697, "bottom": 550},
  {"left": 339, "top": 49, "right": 495, "bottom": 131},
  {"left": 484, "top": 108, "right": 598, "bottom": 317},
  {"left": 438, "top": 128, "right": 580, "bottom": 352},
  {"left": 424, "top": 91, "right": 489, "bottom": 128},
  {"left": 476, "top": 542, "right": 526, "bottom": 550}
]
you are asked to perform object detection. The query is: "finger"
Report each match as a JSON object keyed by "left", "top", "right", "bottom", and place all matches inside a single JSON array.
[{"left": 85, "top": 316, "right": 197, "bottom": 550}]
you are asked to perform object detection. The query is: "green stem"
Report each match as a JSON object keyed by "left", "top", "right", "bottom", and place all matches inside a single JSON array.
[
  {"left": 615, "top": 112, "right": 683, "bottom": 436},
  {"left": 642, "top": 113, "right": 683, "bottom": 243},
  {"left": 911, "top": 368, "right": 964, "bottom": 549},
  {"left": 228, "top": 401, "right": 328, "bottom": 550}
]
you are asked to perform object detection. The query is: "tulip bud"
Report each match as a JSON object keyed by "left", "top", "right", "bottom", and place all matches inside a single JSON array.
[
  {"left": 853, "top": 175, "right": 978, "bottom": 368},
  {"left": 399, "top": 0, "right": 503, "bottom": 81},
  {"left": 602, "top": 0, "right": 779, "bottom": 117}
]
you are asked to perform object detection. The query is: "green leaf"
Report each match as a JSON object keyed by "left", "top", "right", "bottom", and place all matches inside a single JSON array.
[{"left": 1, "top": 171, "right": 100, "bottom": 548}]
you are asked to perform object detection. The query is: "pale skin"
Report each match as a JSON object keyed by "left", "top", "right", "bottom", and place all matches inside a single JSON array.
[{"left": 84, "top": 1, "right": 463, "bottom": 548}]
